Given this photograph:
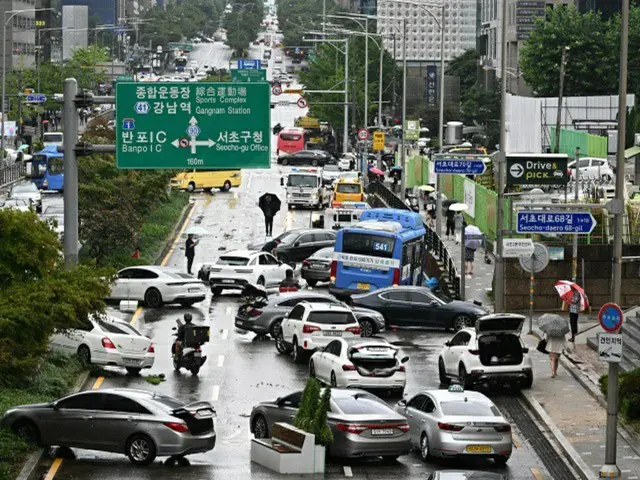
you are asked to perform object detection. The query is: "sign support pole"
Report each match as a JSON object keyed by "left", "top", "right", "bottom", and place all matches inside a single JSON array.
[
  {"left": 460, "top": 226, "right": 465, "bottom": 301},
  {"left": 63, "top": 78, "right": 79, "bottom": 269},
  {"left": 572, "top": 147, "right": 580, "bottom": 283},
  {"left": 529, "top": 253, "right": 534, "bottom": 334}
]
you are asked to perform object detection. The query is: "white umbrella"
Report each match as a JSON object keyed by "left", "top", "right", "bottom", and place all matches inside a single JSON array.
[
  {"left": 418, "top": 185, "right": 435, "bottom": 192},
  {"left": 449, "top": 203, "right": 468, "bottom": 212},
  {"left": 464, "top": 225, "right": 483, "bottom": 249},
  {"left": 185, "top": 226, "right": 210, "bottom": 236}
]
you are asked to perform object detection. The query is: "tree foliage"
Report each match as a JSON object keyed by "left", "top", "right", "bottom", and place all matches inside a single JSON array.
[
  {"left": 276, "top": 0, "right": 341, "bottom": 47},
  {"left": 0, "top": 209, "right": 111, "bottom": 386},
  {"left": 223, "top": 0, "right": 264, "bottom": 55},
  {"left": 293, "top": 377, "right": 332, "bottom": 446}
]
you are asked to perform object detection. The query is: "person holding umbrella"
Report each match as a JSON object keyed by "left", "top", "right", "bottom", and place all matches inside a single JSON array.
[
  {"left": 185, "top": 234, "right": 199, "bottom": 275},
  {"left": 554, "top": 280, "right": 589, "bottom": 343},
  {"left": 464, "top": 224, "right": 483, "bottom": 278},
  {"left": 445, "top": 207, "right": 455, "bottom": 240},
  {"left": 538, "top": 314, "right": 570, "bottom": 378},
  {"left": 258, "top": 193, "right": 281, "bottom": 237},
  {"left": 454, "top": 211, "right": 464, "bottom": 244}
]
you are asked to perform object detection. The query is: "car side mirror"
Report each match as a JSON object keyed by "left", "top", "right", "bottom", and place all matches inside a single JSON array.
[
  {"left": 401, "top": 356, "right": 409, "bottom": 364},
  {"left": 445, "top": 341, "right": 451, "bottom": 347},
  {"left": 397, "top": 399, "right": 407, "bottom": 407},
  {"left": 294, "top": 241, "right": 300, "bottom": 247},
  {"left": 51, "top": 402, "right": 59, "bottom": 410},
  {"left": 430, "top": 301, "right": 438, "bottom": 307}
]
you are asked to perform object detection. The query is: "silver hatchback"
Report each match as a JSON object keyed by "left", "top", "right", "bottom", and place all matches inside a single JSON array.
[{"left": 1, "top": 388, "right": 216, "bottom": 465}]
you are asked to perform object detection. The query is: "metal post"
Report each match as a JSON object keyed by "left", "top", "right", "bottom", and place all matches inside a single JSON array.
[
  {"left": 1, "top": 17, "right": 8, "bottom": 159},
  {"left": 343, "top": 39, "right": 349, "bottom": 154},
  {"left": 362, "top": 19, "right": 369, "bottom": 173},
  {"left": 554, "top": 46, "right": 568, "bottom": 153},
  {"left": 322, "top": 0, "right": 326, "bottom": 33},
  {"left": 460, "top": 225, "right": 466, "bottom": 300},
  {"left": 400, "top": 19, "right": 407, "bottom": 200},
  {"left": 63, "top": 78, "right": 79, "bottom": 268},
  {"left": 572, "top": 147, "right": 580, "bottom": 282},
  {"left": 377, "top": 38, "right": 383, "bottom": 169},
  {"left": 601, "top": 1, "right": 628, "bottom": 478},
  {"left": 529, "top": 255, "right": 535, "bottom": 334},
  {"left": 392, "top": 33, "right": 396, "bottom": 117},
  {"left": 435, "top": 4, "right": 445, "bottom": 236}
]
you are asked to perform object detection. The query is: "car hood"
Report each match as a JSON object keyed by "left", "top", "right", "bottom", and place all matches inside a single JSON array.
[
  {"left": 445, "top": 300, "right": 488, "bottom": 315},
  {"left": 351, "top": 306, "right": 383, "bottom": 317},
  {"left": 4, "top": 402, "right": 51, "bottom": 415}
]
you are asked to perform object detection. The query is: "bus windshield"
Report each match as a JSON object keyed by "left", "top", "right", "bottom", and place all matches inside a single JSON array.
[
  {"left": 287, "top": 175, "right": 318, "bottom": 187},
  {"left": 49, "top": 157, "right": 64, "bottom": 174},
  {"left": 342, "top": 232, "right": 395, "bottom": 258},
  {"left": 31, "top": 156, "right": 47, "bottom": 178},
  {"left": 280, "top": 133, "right": 302, "bottom": 141},
  {"left": 174, "top": 57, "right": 188, "bottom": 67}
]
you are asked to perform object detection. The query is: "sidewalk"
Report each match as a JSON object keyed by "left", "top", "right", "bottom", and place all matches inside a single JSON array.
[{"left": 421, "top": 213, "right": 640, "bottom": 478}]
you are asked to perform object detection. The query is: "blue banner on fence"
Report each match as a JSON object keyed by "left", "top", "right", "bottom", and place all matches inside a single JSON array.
[{"left": 425, "top": 65, "right": 437, "bottom": 108}]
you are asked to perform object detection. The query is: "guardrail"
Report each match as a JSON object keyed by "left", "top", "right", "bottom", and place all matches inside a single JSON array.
[
  {"left": 367, "top": 181, "right": 461, "bottom": 299},
  {"left": 0, "top": 163, "right": 25, "bottom": 190}
]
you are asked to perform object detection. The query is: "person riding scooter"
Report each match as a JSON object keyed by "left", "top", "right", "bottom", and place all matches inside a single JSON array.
[
  {"left": 279, "top": 269, "right": 300, "bottom": 292},
  {"left": 174, "top": 313, "right": 193, "bottom": 357}
]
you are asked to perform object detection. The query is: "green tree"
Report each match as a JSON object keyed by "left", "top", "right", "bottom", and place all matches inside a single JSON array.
[
  {"left": 311, "top": 387, "right": 333, "bottom": 447},
  {"left": 224, "top": 0, "right": 264, "bottom": 56},
  {"left": 0, "top": 209, "right": 111, "bottom": 386},
  {"left": 519, "top": 6, "right": 617, "bottom": 97},
  {"left": 293, "top": 377, "right": 321, "bottom": 432},
  {"left": 446, "top": 49, "right": 478, "bottom": 94},
  {"left": 277, "top": 0, "right": 342, "bottom": 48}
]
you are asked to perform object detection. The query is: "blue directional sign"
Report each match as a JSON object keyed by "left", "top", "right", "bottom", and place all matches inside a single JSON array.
[
  {"left": 516, "top": 211, "right": 597, "bottom": 234},
  {"left": 26, "top": 94, "right": 46, "bottom": 103},
  {"left": 238, "top": 59, "right": 261, "bottom": 69},
  {"left": 434, "top": 158, "right": 486, "bottom": 175},
  {"left": 122, "top": 118, "right": 135, "bottom": 130}
]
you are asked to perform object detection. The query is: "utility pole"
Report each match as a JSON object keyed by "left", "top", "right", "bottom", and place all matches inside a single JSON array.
[
  {"left": 572, "top": 147, "right": 580, "bottom": 282},
  {"left": 554, "top": 46, "right": 569, "bottom": 153},
  {"left": 63, "top": 78, "right": 79, "bottom": 268},
  {"left": 601, "top": 1, "right": 628, "bottom": 477},
  {"left": 392, "top": 33, "right": 396, "bottom": 118},
  {"left": 399, "top": 19, "right": 407, "bottom": 200},
  {"left": 343, "top": 38, "right": 349, "bottom": 154},
  {"left": 435, "top": 3, "right": 445, "bottom": 236},
  {"left": 495, "top": 0, "right": 508, "bottom": 313}
]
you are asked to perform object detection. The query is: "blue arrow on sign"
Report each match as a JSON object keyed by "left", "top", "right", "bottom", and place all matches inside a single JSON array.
[
  {"left": 26, "top": 94, "right": 46, "bottom": 103},
  {"left": 238, "top": 59, "right": 261, "bottom": 69},
  {"left": 516, "top": 211, "right": 597, "bottom": 234},
  {"left": 434, "top": 159, "right": 486, "bottom": 175}
]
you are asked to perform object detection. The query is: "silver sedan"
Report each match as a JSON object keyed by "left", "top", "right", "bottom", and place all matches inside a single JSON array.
[
  {"left": 1, "top": 388, "right": 216, "bottom": 465},
  {"left": 396, "top": 386, "right": 512, "bottom": 466}
]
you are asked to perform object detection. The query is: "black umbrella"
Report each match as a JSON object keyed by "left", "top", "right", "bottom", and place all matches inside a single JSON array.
[{"left": 259, "top": 193, "right": 281, "bottom": 215}]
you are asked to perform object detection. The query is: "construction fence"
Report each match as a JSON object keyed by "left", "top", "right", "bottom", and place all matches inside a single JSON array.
[{"left": 549, "top": 128, "right": 608, "bottom": 158}]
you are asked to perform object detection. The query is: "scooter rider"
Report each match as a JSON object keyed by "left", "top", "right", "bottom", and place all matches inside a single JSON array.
[
  {"left": 279, "top": 269, "right": 300, "bottom": 291},
  {"left": 175, "top": 313, "right": 193, "bottom": 357}
]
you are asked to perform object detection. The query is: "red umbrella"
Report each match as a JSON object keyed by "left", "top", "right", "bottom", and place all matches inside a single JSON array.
[{"left": 554, "top": 280, "right": 589, "bottom": 312}]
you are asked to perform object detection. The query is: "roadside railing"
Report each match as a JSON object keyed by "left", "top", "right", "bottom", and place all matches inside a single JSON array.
[
  {"left": 367, "top": 181, "right": 462, "bottom": 299},
  {"left": 0, "top": 163, "right": 25, "bottom": 190}
]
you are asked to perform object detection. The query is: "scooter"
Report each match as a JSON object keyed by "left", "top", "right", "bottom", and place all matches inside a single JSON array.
[{"left": 171, "top": 321, "right": 208, "bottom": 375}]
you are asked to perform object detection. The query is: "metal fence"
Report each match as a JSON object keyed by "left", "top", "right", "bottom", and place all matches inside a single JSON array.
[
  {"left": 0, "top": 163, "right": 25, "bottom": 189},
  {"left": 366, "top": 181, "right": 462, "bottom": 299}
]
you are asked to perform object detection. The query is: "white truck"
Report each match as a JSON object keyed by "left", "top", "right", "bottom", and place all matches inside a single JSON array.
[
  {"left": 283, "top": 168, "right": 331, "bottom": 210},
  {"left": 323, "top": 201, "right": 370, "bottom": 230}
]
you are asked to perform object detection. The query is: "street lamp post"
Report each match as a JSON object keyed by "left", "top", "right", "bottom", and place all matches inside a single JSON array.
[{"left": 2, "top": 7, "right": 54, "bottom": 157}]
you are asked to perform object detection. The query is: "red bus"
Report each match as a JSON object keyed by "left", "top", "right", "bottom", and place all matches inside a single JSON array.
[{"left": 277, "top": 127, "right": 305, "bottom": 154}]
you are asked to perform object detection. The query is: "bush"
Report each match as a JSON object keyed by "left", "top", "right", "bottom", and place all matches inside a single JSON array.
[
  {"left": 599, "top": 368, "right": 640, "bottom": 421},
  {"left": 293, "top": 378, "right": 332, "bottom": 447}
]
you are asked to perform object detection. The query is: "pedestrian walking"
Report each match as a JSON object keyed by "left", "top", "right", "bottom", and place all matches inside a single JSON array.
[
  {"left": 546, "top": 331, "right": 567, "bottom": 378},
  {"left": 185, "top": 234, "right": 199, "bottom": 275},
  {"left": 569, "top": 289, "right": 581, "bottom": 342},
  {"left": 445, "top": 208, "right": 455, "bottom": 240},
  {"left": 258, "top": 193, "right": 281, "bottom": 237},
  {"left": 454, "top": 212, "right": 464, "bottom": 244}
]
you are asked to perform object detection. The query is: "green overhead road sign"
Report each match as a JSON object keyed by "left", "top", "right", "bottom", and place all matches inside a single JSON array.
[
  {"left": 117, "top": 75, "right": 133, "bottom": 82},
  {"left": 115, "top": 82, "right": 271, "bottom": 169},
  {"left": 231, "top": 68, "right": 267, "bottom": 83},
  {"left": 167, "top": 42, "right": 193, "bottom": 52}
]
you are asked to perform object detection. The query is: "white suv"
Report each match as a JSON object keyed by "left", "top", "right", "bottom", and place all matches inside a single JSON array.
[
  {"left": 276, "top": 302, "right": 361, "bottom": 363},
  {"left": 568, "top": 157, "right": 614, "bottom": 182},
  {"left": 437, "top": 314, "right": 533, "bottom": 389}
]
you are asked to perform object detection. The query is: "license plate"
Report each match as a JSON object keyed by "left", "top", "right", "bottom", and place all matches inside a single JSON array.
[
  {"left": 466, "top": 445, "right": 492, "bottom": 453},
  {"left": 123, "top": 358, "right": 142, "bottom": 366},
  {"left": 371, "top": 429, "right": 394, "bottom": 436},
  {"left": 357, "top": 283, "right": 370, "bottom": 290},
  {"left": 188, "top": 288, "right": 200, "bottom": 293},
  {"left": 311, "top": 263, "right": 324, "bottom": 269},
  {"left": 323, "top": 331, "right": 343, "bottom": 337},
  {"left": 235, "top": 319, "right": 243, "bottom": 326},
  {"left": 221, "top": 279, "right": 235, "bottom": 284},
  {"left": 365, "top": 347, "right": 390, "bottom": 352}
]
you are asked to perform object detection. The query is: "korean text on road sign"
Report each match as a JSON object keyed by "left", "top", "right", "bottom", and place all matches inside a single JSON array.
[
  {"left": 372, "top": 131, "right": 385, "bottom": 150},
  {"left": 598, "top": 333, "right": 622, "bottom": 363},
  {"left": 516, "top": 211, "right": 596, "bottom": 234}
]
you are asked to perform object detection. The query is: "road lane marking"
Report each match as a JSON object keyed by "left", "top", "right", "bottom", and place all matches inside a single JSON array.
[
  {"left": 129, "top": 306, "right": 143, "bottom": 326},
  {"left": 217, "top": 355, "right": 224, "bottom": 367},
  {"left": 161, "top": 205, "right": 196, "bottom": 266},
  {"left": 92, "top": 376, "right": 104, "bottom": 390},
  {"left": 211, "top": 385, "right": 220, "bottom": 402},
  {"left": 513, "top": 433, "right": 523, "bottom": 449},
  {"left": 221, "top": 329, "right": 229, "bottom": 340},
  {"left": 531, "top": 467, "right": 544, "bottom": 480},
  {"left": 343, "top": 466, "right": 353, "bottom": 477},
  {"left": 44, "top": 458, "right": 62, "bottom": 480},
  {"left": 226, "top": 306, "right": 235, "bottom": 315}
]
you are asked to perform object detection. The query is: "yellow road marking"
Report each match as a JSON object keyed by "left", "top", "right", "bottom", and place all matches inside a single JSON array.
[
  {"left": 129, "top": 306, "right": 143, "bottom": 326},
  {"left": 513, "top": 433, "right": 523, "bottom": 449},
  {"left": 43, "top": 376, "right": 104, "bottom": 479},
  {"left": 531, "top": 467, "right": 544, "bottom": 480},
  {"left": 161, "top": 206, "right": 196, "bottom": 267}
]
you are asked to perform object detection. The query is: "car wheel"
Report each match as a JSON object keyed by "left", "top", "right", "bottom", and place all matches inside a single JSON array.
[
  {"left": 292, "top": 338, "right": 304, "bottom": 364},
  {"left": 77, "top": 345, "right": 91, "bottom": 366},
  {"left": 309, "top": 360, "right": 316, "bottom": 378},
  {"left": 453, "top": 315, "right": 474, "bottom": 331},
  {"left": 306, "top": 279, "right": 317, "bottom": 287},
  {"left": 419, "top": 433, "right": 430, "bottom": 461},
  {"left": 359, "top": 319, "right": 374, "bottom": 337},
  {"left": 126, "top": 433, "right": 157, "bottom": 465},
  {"left": 186, "top": 182, "right": 196, "bottom": 193},
  {"left": 311, "top": 159, "right": 318, "bottom": 166},
  {"left": 438, "top": 358, "right": 450, "bottom": 385},
  {"left": 126, "top": 367, "right": 142, "bottom": 375},
  {"left": 459, "top": 364, "right": 472, "bottom": 389},
  {"left": 221, "top": 180, "right": 231, "bottom": 192},
  {"left": 494, "top": 456, "right": 510, "bottom": 467},
  {"left": 144, "top": 288, "right": 163, "bottom": 308},
  {"left": 282, "top": 158, "right": 288, "bottom": 165},
  {"left": 257, "top": 276, "right": 265, "bottom": 286},
  {"left": 522, "top": 371, "right": 533, "bottom": 389},
  {"left": 190, "top": 366, "right": 200, "bottom": 375},
  {"left": 12, "top": 419, "right": 40, "bottom": 445},
  {"left": 330, "top": 371, "right": 337, "bottom": 387},
  {"left": 269, "top": 319, "right": 283, "bottom": 338},
  {"left": 253, "top": 415, "right": 269, "bottom": 439},
  {"left": 275, "top": 329, "right": 292, "bottom": 354},
  {"left": 211, "top": 287, "right": 222, "bottom": 296}
]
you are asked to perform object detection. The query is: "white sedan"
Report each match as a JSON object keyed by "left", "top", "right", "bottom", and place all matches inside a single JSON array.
[
  {"left": 107, "top": 266, "right": 207, "bottom": 308},
  {"left": 309, "top": 337, "right": 408, "bottom": 395},
  {"left": 50, "top": 315, "right": 155, "bottom": 374},
  {"left": 9, "top": 182, "right": 42, "bottom": 212},
  {"left": 202, "top": 250, "right": 295, "bottom": 296},
  {"left": 0, "top": 198, "right": 31, "bottom": 212}
]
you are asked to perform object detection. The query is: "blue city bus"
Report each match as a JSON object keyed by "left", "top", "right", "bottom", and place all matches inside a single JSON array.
[
  {"left": 329, "top": 208, "right": 426, "bottom": 298},
  {"left": 31, "top": 145, "right": 64, "bottom": 191}
]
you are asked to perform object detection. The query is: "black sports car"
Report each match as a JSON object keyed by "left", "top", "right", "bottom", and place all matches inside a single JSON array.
[{"left": 351, "top": 286, "right": 488, "bottom": 331}]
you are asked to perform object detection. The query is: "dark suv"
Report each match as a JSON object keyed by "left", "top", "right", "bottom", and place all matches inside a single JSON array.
[{"left": 249, "top": 228, "right": 336, "bottom": 263}]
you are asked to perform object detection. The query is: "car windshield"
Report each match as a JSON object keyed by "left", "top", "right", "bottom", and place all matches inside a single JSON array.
[
  {"left": 167, "top": 272, "right": 196, "bottom": 279},
  {"left": 288, "top": 175, "right": 318, "bottom": 187},
  {"left": 151, "top": 394, "right": 184, "bottom": 411},
  {"left": 12, "top": 184, "right": 36, "bottom": 194},
  {"left": 44, "top": 133, "right": 63, "bottom": 143},
  {"left": 275, "top": 231, "right": 300, "bottom": 245},
  {"left": 216, "top": 256, "right": 249, "bottom": 266},
  {"left": 333, "top": 394, "right": 392, "bottom": 414},
  {"left": 3, "top": 199, "right": 26, "bottom": 206},
  {"left": 429, "top": 289, "right": 452, "bottom": 303},
  {"left": 307, "top": 312, "right": 356, "bottom": 325},
  {"left": 44, "top": 206, "right": 63, "bottom": 215},
  {"left": 336, "top": 183, "right": 361, "bottom": 194},
  {"left": 439, "top": 400, "right": 500, "bottom": 417},
  {"left": 311, "top": 248, "right": 334, "bottom": 259}
]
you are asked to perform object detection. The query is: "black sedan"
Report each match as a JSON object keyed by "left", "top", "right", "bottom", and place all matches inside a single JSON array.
[
  {"left": 351, "top": 286, "right": 488, "bottom": 331},
  {"left": 277, "top": 150, "right": 335, "bottom": 166},
  {"left": 248, "top": 228, "right": 336, "bottom": 263},
  {"left": 301, "top": 246, "right": 333, "bottom": 286}
]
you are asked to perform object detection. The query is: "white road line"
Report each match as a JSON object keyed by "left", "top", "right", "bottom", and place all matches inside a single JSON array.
[
  {"left": 343, "top": 466, "right": 353, "bottom": 477},
  {"left": 211, "top": 385, "right": 220, "bottom": 402},
  {"left": 221, "top": 329, "right": 229, "bottom": 340},
  {"left": 226, "top": 306, "right": 235, "bottom": 315},
  {"left": 217, "top": 355, "right": 225, "bottom": 367}
]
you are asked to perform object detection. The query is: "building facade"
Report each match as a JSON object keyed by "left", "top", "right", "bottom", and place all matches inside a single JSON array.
[{"left": 1, "top": 0, "right": 38, "bottom": 75}]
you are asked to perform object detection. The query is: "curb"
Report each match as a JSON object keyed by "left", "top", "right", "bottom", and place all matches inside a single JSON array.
[
  {"left": 520, "top": 389, "right": 597, "bottom": 480},
  {"left": 154, "top": 198, "right": 195, "bottom": 265},
  {"left": 15, "top": 370, "right": 92, "bottom": 480}
]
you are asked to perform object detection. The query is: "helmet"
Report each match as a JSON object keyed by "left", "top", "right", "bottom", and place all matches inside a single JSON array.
[{"left": 184, "top": 313, "right": 193, "bottom": 323}]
